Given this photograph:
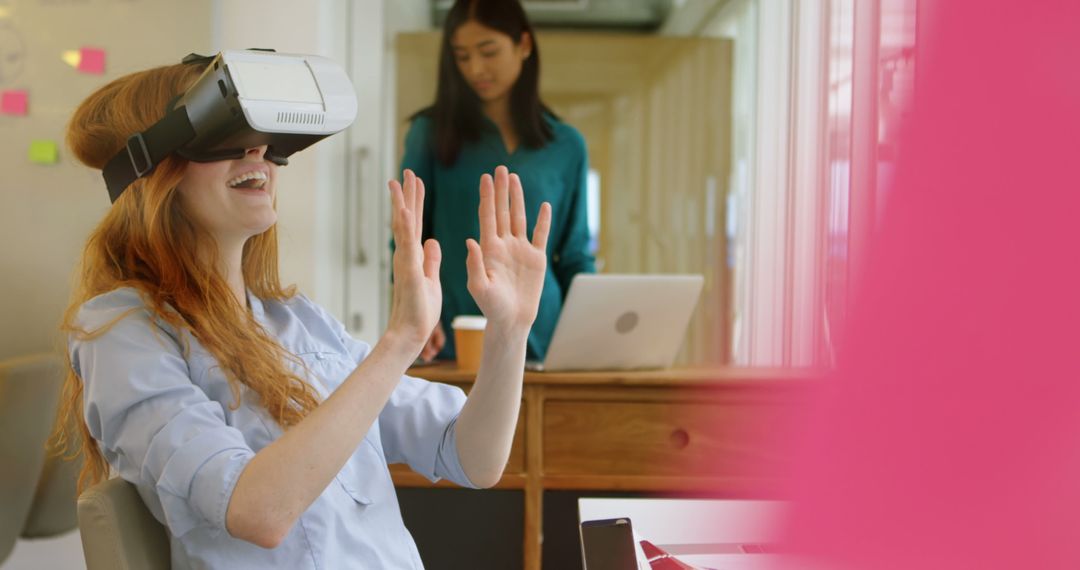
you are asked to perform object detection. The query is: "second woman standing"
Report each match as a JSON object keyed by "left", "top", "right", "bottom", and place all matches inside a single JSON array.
[{"left": 402, "top": 0, "right": 596, "bottom": 362}]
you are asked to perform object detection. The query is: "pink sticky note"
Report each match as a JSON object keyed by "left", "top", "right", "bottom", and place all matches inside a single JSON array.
[
  {"left": 1, "top": 90, "right": 28, "bottom": 116},
  {"left": 78, "top": 47, "right": 106, "bottom": 74}
]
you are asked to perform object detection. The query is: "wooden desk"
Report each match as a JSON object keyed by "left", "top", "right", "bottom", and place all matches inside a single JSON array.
[{"left": 395, "top": 364, "right": 810, "bottom": 570}]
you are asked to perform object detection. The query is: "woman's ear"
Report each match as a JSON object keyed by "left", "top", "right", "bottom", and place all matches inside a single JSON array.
[{"left": 520, "top": 32, "right": 533, "bottom": 59}]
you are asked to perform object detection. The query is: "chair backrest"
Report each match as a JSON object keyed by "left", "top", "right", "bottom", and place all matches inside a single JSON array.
[
  {"left": 22, "top": 449, "right": 81, "bottom": 538},
  {"left": 0, "top": 353, "right": 69, "bottom": 563},
  {"left": 77, "top": 477, "right": 171, "bottom": 570}
]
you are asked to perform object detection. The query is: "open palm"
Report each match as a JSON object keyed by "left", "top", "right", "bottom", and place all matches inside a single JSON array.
[
  {"left": 387, "top": 170, "right": 442, "bottom": 346},
  {"left": 466, "top": 166, "right": 552, "bottom": 330}
]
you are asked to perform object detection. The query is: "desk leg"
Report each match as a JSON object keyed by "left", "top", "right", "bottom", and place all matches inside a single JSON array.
[
  {"left": 524, "top": 385, "right": 544, "bottom": 570},
  {"left": 524, "top": 482, "right": 542, "bottom": 570}
]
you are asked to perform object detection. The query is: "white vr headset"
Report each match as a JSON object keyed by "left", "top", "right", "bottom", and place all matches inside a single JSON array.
[{"left": 103, "top": 49, "right": 358, "bottom": 202}]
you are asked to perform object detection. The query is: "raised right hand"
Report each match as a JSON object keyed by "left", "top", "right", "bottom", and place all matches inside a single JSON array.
[{"left": 386, "top": 169, "right": 442, "bottom": 351}]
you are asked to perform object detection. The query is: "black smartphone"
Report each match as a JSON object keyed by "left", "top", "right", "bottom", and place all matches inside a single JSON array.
[{"left": 580, "top": 517, "right": 638, "bottom": 570}]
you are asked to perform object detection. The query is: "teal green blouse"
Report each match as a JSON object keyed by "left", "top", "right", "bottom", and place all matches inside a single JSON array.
[{"left": 400, "top": 113, "right": 595, "bottom": 361}]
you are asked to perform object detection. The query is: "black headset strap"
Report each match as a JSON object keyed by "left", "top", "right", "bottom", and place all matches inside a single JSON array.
[
  {"left": 181, "top": 52, "right": 215, "bottom": 66},
  {"left": 101, "top": 106, "right": 196, "bottom": 203}
]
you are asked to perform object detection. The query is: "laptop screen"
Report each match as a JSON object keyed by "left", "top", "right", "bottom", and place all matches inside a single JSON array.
[{"left": 543, "top": 274, "right": 704, "bottom": 372}]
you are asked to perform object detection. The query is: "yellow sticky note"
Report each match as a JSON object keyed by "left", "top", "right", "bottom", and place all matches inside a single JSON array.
[
  {"left": 29, "top": 140, "right": 59, "bottom": 164},
  {"left": 62, "top": 50, "right": 81, "bottom": 68}
]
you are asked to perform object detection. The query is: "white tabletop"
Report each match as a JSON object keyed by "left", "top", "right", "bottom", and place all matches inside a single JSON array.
[{"left": 578, "top": 498, "right": 791, "bottom": 570}]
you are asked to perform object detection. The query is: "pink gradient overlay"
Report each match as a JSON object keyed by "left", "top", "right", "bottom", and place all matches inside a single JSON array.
[{"left": 764, "top": 1, "right": 1080, "bottom": 568}]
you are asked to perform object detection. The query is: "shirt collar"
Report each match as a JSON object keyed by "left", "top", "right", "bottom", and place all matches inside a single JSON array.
[{"left": 246, "top": 289, "right": 267, "bottom": 323}]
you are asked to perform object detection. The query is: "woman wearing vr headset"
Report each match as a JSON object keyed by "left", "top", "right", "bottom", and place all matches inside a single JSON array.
[
  {"left": 402, "top": 0, "right": 596, "bottom": 363},
  {"left": 52, "top": 59, "right": 549, "bottom": 568}
]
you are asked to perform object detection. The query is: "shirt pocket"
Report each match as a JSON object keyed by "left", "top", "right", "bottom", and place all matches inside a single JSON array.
[
  {"left": 294, "top": 349, "right": 387, "bottom": 505},
  {"left": 334, "top": 438, "right": 387, "bottom": 506},
  {"left": 295, "top": 349, "right": 354, "bottom": 396}
]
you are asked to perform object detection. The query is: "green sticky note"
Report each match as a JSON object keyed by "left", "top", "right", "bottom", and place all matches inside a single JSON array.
[{"left": 29, "top": 140, "right": 59, "bottom": 164}]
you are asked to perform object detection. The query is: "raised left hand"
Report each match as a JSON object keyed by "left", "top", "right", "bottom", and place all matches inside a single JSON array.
[{"left": 465, "top": 166, "right": 552, "bottom": 331}]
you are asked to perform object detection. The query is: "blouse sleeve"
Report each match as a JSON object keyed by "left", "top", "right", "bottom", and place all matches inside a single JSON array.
[
  {"left": 377, "top": 375, "right": 478, "bottom": 489},
  {"left": 552, "top": 127, "right": 597, "bottom": 294},
  {"left": 70, "top": 290, "right": 255, "bottom": 538}
]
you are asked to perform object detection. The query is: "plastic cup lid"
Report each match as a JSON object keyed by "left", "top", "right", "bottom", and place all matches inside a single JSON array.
[{"left": 451, "top": 315, "right": 487, "bottom": 330}]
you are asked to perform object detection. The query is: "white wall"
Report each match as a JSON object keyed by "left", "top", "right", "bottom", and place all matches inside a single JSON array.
[{"left": 0, "top": 0, "right": 211, "bottom": 360}]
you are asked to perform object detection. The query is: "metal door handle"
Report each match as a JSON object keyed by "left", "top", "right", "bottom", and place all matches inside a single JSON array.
[{"left": 353, "top": 146, "right": 370, "bottom": 266}]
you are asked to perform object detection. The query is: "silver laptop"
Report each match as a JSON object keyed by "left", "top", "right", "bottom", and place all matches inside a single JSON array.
[{"left": 529, "top": 274, "right": 704, "bottom": 372}]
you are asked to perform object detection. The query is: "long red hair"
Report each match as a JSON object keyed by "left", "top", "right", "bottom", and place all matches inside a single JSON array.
[{"left": 51, "top": 62, "right": 321, "bottom": 492}]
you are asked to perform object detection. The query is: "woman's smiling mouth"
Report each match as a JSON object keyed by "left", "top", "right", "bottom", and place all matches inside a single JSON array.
[{"left": 227, "top": 170, "right": 268, "bottom": 190}]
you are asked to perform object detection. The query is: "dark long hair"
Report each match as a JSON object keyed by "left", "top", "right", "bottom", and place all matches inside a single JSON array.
[{"left": 419, "top": 0, "right": 556, "bottom": 165}]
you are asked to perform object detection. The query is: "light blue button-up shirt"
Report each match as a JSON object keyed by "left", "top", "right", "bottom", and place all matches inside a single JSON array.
[{"left": 70, "top": 288, "right": 476, "bottom": 569}]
